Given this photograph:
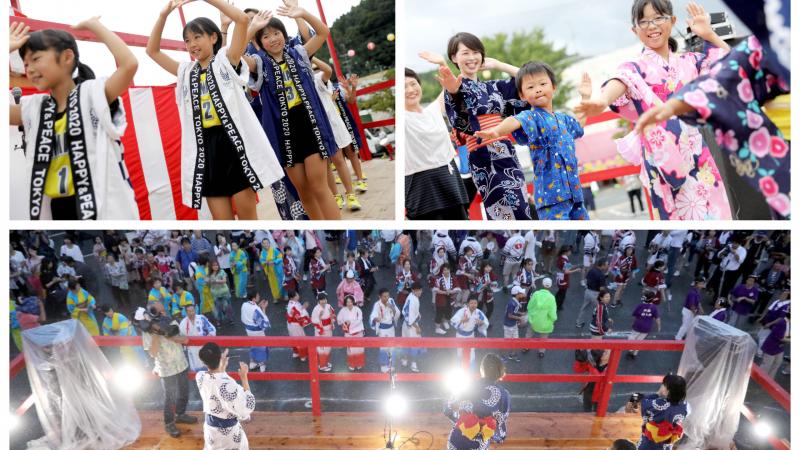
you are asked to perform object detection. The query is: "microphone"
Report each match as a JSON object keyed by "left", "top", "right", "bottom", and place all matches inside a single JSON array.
[{"left": 12, "top": 86, "right": 22, "bottom": 105}]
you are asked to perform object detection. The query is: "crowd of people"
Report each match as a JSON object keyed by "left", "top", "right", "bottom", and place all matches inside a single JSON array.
[{"left": 8, "top": 228, "right": 790, "bottom": 447}]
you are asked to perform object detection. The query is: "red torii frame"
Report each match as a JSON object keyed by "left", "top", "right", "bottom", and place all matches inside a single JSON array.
[
  {"left": 9, "top": 336, "right": 791, "bottom": 449},
  {"left": 9, "top": 0, "right": 394, "bottom": 161}
]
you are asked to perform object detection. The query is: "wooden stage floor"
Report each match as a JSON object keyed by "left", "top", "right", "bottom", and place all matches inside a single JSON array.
[{"left": 126, "top": 411, "right": 642, "bottom": 449}]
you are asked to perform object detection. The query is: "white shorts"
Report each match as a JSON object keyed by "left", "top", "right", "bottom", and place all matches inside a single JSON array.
[{"left": 503, "top": 325, "right": 519, "bottom": 339}]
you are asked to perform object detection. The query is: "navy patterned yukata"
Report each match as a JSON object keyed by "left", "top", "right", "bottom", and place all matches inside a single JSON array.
[{"left": 445, "top": 77, "right": 532, "bottom": 220}]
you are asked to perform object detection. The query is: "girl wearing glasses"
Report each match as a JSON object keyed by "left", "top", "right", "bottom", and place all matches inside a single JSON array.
[{"left": 576, "top": 0, "right": 731, "bottom": 221}]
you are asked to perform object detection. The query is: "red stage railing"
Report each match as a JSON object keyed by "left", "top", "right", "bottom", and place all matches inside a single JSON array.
[{"left": 9, "top": 336, "right": 790, "bottom": 449}]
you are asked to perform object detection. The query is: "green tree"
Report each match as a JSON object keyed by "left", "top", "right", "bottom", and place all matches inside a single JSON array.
[
  {"left": 416, "top": 28, "right": 579, "bottom": 110},
  {"left": 360, "top": 69, "right": 395, "bottom": 115},
  {"left": 315, "top": 0, "right": 395, "bottom": 80}
]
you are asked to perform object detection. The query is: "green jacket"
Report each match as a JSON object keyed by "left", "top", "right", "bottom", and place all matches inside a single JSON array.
[{"left": 528, "top": 288, "right": 557, "bottom": 334}]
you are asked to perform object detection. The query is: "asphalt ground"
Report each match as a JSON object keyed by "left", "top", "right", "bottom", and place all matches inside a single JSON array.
[{"left": 8, "top": 230, "right": 791, "bottom": 449}]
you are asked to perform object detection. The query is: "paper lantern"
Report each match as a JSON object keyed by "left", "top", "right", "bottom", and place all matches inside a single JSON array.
[
  {"left": 387, "top": 33, "right": 395, "bottom": 42},
  {"left": 482, "top": 69, "right": 492, "bottom": 79},
  {"left": 367, "top": 42, "right": 376, "bottom": 50},
  {"left": 347, "top": 49, "right": 356, "bottom": 57}
]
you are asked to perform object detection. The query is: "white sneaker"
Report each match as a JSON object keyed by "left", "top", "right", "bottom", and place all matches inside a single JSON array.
[
  {"left": 673, "top": 271, "right": 681, "bottom": 277},
  {"left": 435, "top": 326, "right": 447, "bottom": 335},
  {"left": 580, "top": 280, "right": 587, "bottom": 287},
  {"left": 249, "top": 361, "right": 259, "bottom": 370},
  {"left": 443, "top": 322, "right": 450, "bottom": 330},
  {"left": 410, "top": 362, "right": 419, "bottom": 373},
  {"left": 259, "top": 363, "right": 267, "bottom": 372},
  {"left": 380, "top": 365, "right": 389, "bottom": 373},
  {"left": 668, "top": 292, "right": 673, "bottom": 301},
  {"left": 400, "top": 358, "right": 408, "bottom": 367}
]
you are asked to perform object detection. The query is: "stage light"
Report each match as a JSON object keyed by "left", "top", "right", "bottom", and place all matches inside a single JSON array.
[
  {"left": 384, "top": 393, "right": 408, "bottom": 418},
  {"left": 114, "top": 364, "right": 143, "bottom": 392},
  {"left": 754, "top": 420, "right": 773, "bottom": 438},
  {"left": 444, "top": 367, "right": 470, "bottom": 396},
  {"left": 9, "top": 413, "right": 19, "bottom": 431}
]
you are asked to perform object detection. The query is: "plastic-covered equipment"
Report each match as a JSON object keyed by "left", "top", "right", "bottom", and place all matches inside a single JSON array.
[
  {"left": 21, "top": 319, "right": 141, "bottom": 450},
  {"left": 677, "top": 315, "right": 757, "bottom": 449}
]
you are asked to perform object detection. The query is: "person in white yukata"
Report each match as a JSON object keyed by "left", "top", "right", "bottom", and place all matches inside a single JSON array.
[
  {"left": 240, "top": 289, "right": 271, "bottom": 372},
  {"left": 180, "top": 304, "right": 217, "bottom": 371},
  {"left": 450, "top": 296, "right": 489, "bottom": 368},
  {"left": 370, "top": 287, "right": 401, "bottom": 373},
  {"left": 400, "top": 282, "right": 423, "bottom": 372},
  {"left": 197, "top": 343, "right": 256, "bottom": 449}
]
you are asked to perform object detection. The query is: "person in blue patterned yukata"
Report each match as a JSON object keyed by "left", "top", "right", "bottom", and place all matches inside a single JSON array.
[
  {"left": 626, "top": 374, "right": 689, "bottom": 450},
  {"left": 444, "top": 353, "right": 510, "bottom": 449},
  {"left": 420, "top": 32, "right": 532, "bottom": 220},
  {"left": 476, "top": 62, "right": 592, "bottom": 220}
]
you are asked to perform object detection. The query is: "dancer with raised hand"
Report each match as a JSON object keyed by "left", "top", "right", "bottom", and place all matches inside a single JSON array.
[
  {"left": 420, "top": 33, "right": 531, "bottom": 220},
  {"left": 147, "top": 0, "right": 283, "bottom": 220},
  {"left": 10, "top": 16, "right": 139, "bottom": 220},
  {"left": 249, "top": 3, "right": 341, "bottom": 219},
  {"left": 575, "top": 0, "right": 732, "bottom": 220},
  {"left": 476, "top": 65, "right": 593, "bottom": 220}
]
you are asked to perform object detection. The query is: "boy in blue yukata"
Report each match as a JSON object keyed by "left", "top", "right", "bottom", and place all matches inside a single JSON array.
[{"left": 476, "top": 62, "right": 592, "bottom": 220}]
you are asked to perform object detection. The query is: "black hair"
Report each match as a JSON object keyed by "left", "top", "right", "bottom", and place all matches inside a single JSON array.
[
  {"left": 558, "top": 245, "right": 572, "bottom": 256},
  {"left": 481, "top": 261, "right": 492, "bottom": 271},
  {"left": 446, "top": 32, "right": 485, "bottom": 65},
  {"left": 254, "top": 17, "right": 289, "bottom": 47},
  {"left": 216, "top": 233, "right": 226, "bottom": 244},
  {"left": 181, "top": 237, "right": 191, "bottom": 245},
  {"left": 198, "top": 253, "right": 209, "bottom": 266},
  {"left": 522, "top": 258, "right": 533, "bottom": 267},
  {"left": 288, "top": 290, "right": 300, "bottom": 299},
  {"left": 175, "top": 280, "right": 186, "bottom": 290},
  {"left": 183, "top": 17, "right": 223, "bottom": 56},
  {"left": 199, "top": 342, "right": 223, "bottom": 370},
  {"left": 20, "top": 29, "right": 96, "bottom": 84},
  {"left": 480, "top": 353, "right": 506, "bottom": 382},
  {"left": 378, "top": 287, "right": 390, "bottom": 296},
  {"left": 344, "top": 294, "right": 355, "bottom": 306},
  {"left": 515, "top": 61, "right": 557, "bottom": 93},
  {"left": 284, "top": 246, "right": 292, "bottom": 253},
  {"left": 405, "top": 68, "right": 421, "bottom": 85},
  {"left": 595, "top": 257, "right": 609, "bottom": 267},
  {"left": 597, "top": 287, "right": 611, "bottom": 302},
  {"left": 468, "top": 295, "right": 479, "bottom": 303},
  {"left": 662, "top": 374, "right": 686, "bottom": 404},
  {"left": 317, "top": 292, "right": 328, "bottom": 301},
  {"left": 441, "top": 263, "right": 451, "bottom": 271},
  {"left": 411, "top": 281, "right": 422, "bottom": 291},
  {"left": 99, "top": 304, "right": 113, "bottom": 314},
  {"left": 630, "top": 0, "right": 678, "bottom": 52},
  {"left": 243, "top": 7, "right": 259, "bottom": 14},
  {"left": 611, "top": 439, "right": 637, "bottom": 450},
  {"left": 247, "top": 287, "right": 259, "bottom": 300},
  {"left": 653, "top": 260, "right": 666, "bottom": 270}
]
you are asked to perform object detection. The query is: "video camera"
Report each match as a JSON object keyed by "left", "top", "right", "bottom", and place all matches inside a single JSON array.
[{"left": 137, "top": 306, "right": 179, "bottom": 337}]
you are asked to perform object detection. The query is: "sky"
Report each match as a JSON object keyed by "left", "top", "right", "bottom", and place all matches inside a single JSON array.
[
  {"left": 13, "top": 0, "right": 363, "bottom": 85},
  {"left": 404, "top": 0, "right": 749, "bottom": 71}
]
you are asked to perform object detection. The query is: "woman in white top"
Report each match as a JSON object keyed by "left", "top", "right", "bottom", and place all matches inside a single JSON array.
[
  {"left": 404, "top": 68, "right": 468, "bottom": 220},
  {"left": 214, "top": 233, "right": 234, "bottom": 290}
]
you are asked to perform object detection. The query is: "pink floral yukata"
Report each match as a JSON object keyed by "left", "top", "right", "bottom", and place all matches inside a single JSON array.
[{"left": 605, "top": 45, "right": 732, "bottom": 220}]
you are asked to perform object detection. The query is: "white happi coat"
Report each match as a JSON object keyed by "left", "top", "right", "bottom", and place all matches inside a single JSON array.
[
  {"left": 286, "top": 299, "right": 310, "bottom": 336},
  {"left": 450, "top": 306, "right": 489, "bottom": 338},
  {"left": 196, "top": 371, "right": 255, "bottom": 450},
  {"left": 402, "top": 293, "right": 422, "bottom": 338},
  {"left": 370, "top": 299, "right": 400, "bottom": 337},
  {"left": 241, "top": 300, "right": 271, "bottom": 336},
  {"left": 180, "top": 314, "right": 217, "bottom": 371},
  {"left": 311, "top": 303, "right": 336, "bottom": 336},
  {"left": 337, "top": 306, "right": 364, "bottom": 336},
  {"left": 176, "top": 46, "right": 284, "bottom": 208},
  {"left": 19, "top": 78, "right": 138, "bottom": 219},
  {"left": 313, "top": 72, "right": 352, "bottom": 149}
]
